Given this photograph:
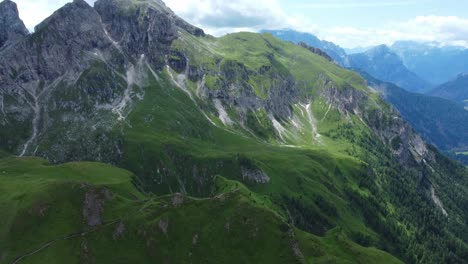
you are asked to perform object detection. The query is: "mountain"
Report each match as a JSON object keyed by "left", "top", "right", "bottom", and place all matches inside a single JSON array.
[
  {"left": 344, "top": 46, "right": 373, "bottom": 54},
  {"left": 360, "top": 71, "right": 468, "bottom": 155},
  {"left": 262, "top": 29, "right": 349, "bottom": 66},
  {"left": 1, "top": 0, "right": 468, "bottom": 263},
  {"left": 392, "top": 41, "right": 468, "bottom": 85},
  {"left": 428, "top": 73, "right": 468, "bottom": 107},
  {"left": 0, "top": 0, "right": 28, "bottom": 49},
  {"left": 349, "top": 45, "right": 432, "bottom": 92}
]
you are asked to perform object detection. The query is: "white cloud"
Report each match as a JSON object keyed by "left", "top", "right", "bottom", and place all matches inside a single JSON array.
[
  {"left": 164, "top": 0, "right": 316, "bottom": 36},
  {"left": 11, "top": 0, "right": 468, "bottom": 48},
  {"left": 320, "top": 16, "right": 468, "bottom": 48},
  {"left": 295, "top": 1, "right": 419, "bottom": 9},
  {"left": 163, "top": 0, "right": 468, "bottom": 48}
]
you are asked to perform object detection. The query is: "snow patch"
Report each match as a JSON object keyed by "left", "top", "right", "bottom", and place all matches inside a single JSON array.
[
  {"left": 166, "top": 66, "right": 195, "bottom": 102},
  {"left": 19, "top": 95, "right": 39, "bottom": 157},
  {"left": 271, "top": 116, "right": 287, "bottom": 141},
  {"left": 213, "top": 99, "right": 233, "bottom": 126},
  {"left": 300, "top": 102, "right": 322, "bottom": 143},
  {"left": 196, "top": 74, "right": 206, "bottom": 97},
  {"left": 321, "top": 104, "right": 332, "bottom": 121},
  {"left": 101, "top": 22, "right": 123, "bottom": 54},
  {"left": 18, "top": 78, "right": 59, "bottom": 157},
  {"left": 0, "top": 92, "right": 8, "bottom": 124},
  {"left": 112, "top": 55, "right": 145, "bottom": 122},
  {"left": 431, "top": 185, "right": 448, "bottom": 216},
  {"left": 201, "top": 112, "right": 218, "bottom": 127},
  {"left": 112, "top": 65, "right": 134, "bottom": 121},
  {"left": 146, "top": 62, "right": 160, "bottom": 81}
]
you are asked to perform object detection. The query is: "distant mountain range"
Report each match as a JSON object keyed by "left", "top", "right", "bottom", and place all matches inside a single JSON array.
[
  {"left": 348, "top": 45, "right": 432, "bottom": 93},
  {"left": 392, "top": 41, "right": 468, "bottom": 85},
  {"left": 429, "top": 73, "right": 468, "bottom": 108},
  {"left": 261, "top": 29, "right": 350, "bottom": 67},
  {"left": 264, "top": 30, "right": 468, "bottom": 94},
  {"left": 360, "top": 71, "right": 468, "bottom": 154},
  {"left": 265, "top": 29, "right": 468, "bottom": 161}
]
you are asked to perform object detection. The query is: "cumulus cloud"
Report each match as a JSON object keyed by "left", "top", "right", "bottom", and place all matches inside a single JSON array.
[
  {"left": 164, "top": 0, "right": 316, "bottom": 36},
  {"left": 11, "top": 0, "right": 468, "bottom": 48},
  {"left": 163, "top": 0, "right": 468, "bottom": 48},
  {"left": 321, "top": 16, "right": 468, "bottom": 47},
  {"left": 295, "top": 1, "right": 419, "bottom": 9}
]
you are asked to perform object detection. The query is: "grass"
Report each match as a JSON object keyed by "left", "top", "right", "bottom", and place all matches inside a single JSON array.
[
  {"left": 2, "top": 11, "right": 462, "bottom": 262},
  {"left": 0, "top": 155, "right": 402, "bottom": 264}
]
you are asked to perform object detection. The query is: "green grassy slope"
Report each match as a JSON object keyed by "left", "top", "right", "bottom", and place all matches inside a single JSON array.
[
  {"left": 2, "top": 2, "right": 467, "bottom": 261},
  {"left": 111, "top": 31, "right": 468, "bottom": 263},
  {"left": 0, "top": 156, "right": 401, "bottom": 264}
]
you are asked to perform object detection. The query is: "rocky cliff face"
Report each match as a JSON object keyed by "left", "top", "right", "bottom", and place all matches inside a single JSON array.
[
  {"left": 319, "top": 75, "right": 431, "bottom": 164},
  {"left": 298, "top": 42, "right": 333, "bottom": 62},
  {"left": 0, "top": 0, "right": 439, "bottom": 168},
  {"left": 0, "top": 0, "right": 28, "bottom": 48},
  {"left": 95, "top": 0, "right": 204, "bottom": 69},
  {"left": 262, "top": 29, "right": 350, "bottom": 67},
  {"left": 0, "top": 0, "right": 203, "bottom": 161}
]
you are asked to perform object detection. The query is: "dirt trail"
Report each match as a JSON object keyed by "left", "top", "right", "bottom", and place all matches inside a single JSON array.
[{"left": 11, "top": 220, "right": 119, "bottom": 264}]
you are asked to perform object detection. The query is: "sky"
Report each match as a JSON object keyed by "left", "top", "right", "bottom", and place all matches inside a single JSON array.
[{"left": 11, "top": 0, "right": 468, "bottom": 48}]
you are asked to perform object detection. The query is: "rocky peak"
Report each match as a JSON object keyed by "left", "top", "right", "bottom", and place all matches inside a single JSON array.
[
  {"left": 298, "top": 42, "right": 333, "bottom": 62},
  {"left": 12, "top": 0, "right": 117, "bottom": 81},
  {"left": 35, "top": 0, "right": 100, "bottom": 34},
  {"left": 94, "top": 0, "right": 204, "bottom": 69},
  {"left": 0, "top": 0, "right": 125, "bottom": 111},
  {"left": 0, "top": 0, "right": 28, "bottom": 48}
]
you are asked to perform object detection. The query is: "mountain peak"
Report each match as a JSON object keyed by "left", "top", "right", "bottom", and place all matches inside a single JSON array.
[
  {"left": 94, "top": 0, "right": 204, "bottom": 68},
  {"left": 34, "top": 0, "right": 95, "bottom": 32},
  {"left": 0, "top": 0, "right": 28, "bottom": 48},
  {"left": 350, "top": 44, "right": 431, "bottom": 92},
  {"left": 366, "top": 44, "right": 393, "bottom": 55}
]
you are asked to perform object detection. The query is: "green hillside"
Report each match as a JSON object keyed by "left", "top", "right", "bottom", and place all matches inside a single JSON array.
[
  {"left": 0, "top": 0, "right": 467, "bottom": 263},
  {"left": 0, "top": 156, "right": 401, "bottom": 263}
]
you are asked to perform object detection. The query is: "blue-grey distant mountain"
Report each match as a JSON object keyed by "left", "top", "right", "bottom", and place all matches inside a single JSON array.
[
  {"left": 360, "top": 71, "right": 468, "bottom": 155},
  {"left": 344, "top": 46, "right": 373, "bottom": 54},
  {"left": 392, "top": 41, "right": 468, "bottom": 85},
  {"left": 262, "top": 29, "right": 349, "bottom": 66},
  {"left": 349, "top": 45, "right": 431, "bottom": 93},
  {"left": 429, "top": 73, "right": 468, "bottom": 108}
]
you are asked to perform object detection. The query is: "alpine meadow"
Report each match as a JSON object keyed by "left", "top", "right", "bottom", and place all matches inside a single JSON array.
[{"left": 0, "top": 0, "right": 467, "bottom": 263}]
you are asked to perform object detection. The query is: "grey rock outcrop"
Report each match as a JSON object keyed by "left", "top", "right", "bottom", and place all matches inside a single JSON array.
[
  {"left": 319, "top": 75, "right": 431, "bottom": 164},
  {"left": 241, "top": 166, "right": 270, "bottom": 184},
  {"left": 95, "top": 0, "right": 204, "bottom": 69},
  {"left": 0, "top": 0, "right": 28, "bottom": 49},
  {"left": 298, "top": 42, "right": 333, "bottom": 62}
]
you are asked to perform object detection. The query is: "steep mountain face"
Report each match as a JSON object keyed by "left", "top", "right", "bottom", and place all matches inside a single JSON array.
[
  {"left": 94, "top": 0, "right": 204, "bottom": 69},
  {"left": 1, "top": 0, "right": 468, "bottom": 263},
  {"left": 349, "top": 45, "right": 432, "bottom": 93},
  {"left": 361, "top": 71, "right": 468, "bottom": 154},
  {"left": 392, "top": 41, "right": 468, "bottom": 85},
  {"left": 429, "top": 73, "right": 468, "bottom": 107},
  {"left": 262, "top": 29, "right": 349, "bottom": 67},
  {"left": 0, "top": 0, "right": 28, "bottom": 48}
]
